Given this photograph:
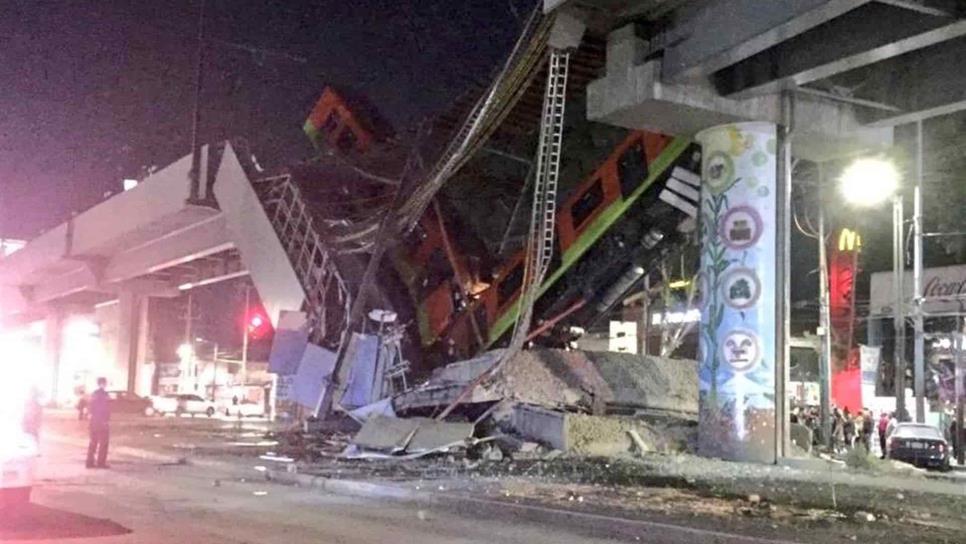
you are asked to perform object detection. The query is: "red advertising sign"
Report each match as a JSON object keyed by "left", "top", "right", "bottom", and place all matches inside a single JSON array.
[{"left": 828, "top": 228, "right": 861, "bottom": 411}]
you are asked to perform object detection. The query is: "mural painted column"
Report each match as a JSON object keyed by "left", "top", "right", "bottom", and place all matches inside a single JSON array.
[{"left": 697, "top": 122, "right": 778, "bottom": 463}]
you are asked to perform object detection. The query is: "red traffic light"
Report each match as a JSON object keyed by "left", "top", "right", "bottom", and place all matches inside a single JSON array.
[{"left": 246, "top": 311, "right": 270, "bottom": 338}]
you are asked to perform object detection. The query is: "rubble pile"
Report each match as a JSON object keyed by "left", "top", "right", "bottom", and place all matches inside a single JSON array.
[
  {"left": 323, "top": 348, "right": 701, "bottom": 460},
  {"left": 394, "top": 348, "right": 697, "bottom": 416}
]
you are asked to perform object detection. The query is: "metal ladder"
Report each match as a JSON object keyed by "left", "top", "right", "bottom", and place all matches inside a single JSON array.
[
  {"left": 253, "top": 175, "right": 351, "bottom": 346},
  {"left": 511, "top": 48, "right": 570, "bottom": 350},
  {"left": 527, "top": 49, "right": 569, "bottom": 281}
]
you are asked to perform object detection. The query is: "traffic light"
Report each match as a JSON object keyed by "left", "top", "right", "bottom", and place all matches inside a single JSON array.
[{"left": 246, "top": 310, "right": 270, "bottom": 339}]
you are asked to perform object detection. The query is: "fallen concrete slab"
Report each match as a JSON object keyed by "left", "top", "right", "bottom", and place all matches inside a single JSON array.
[
  {"left": 507, "top": 404, "right": 694, "bottom": 456},
  {"left": 349, "top": 415, "right": 474, "bottom": 456},
  {"left": 394, "top": 348, "right": 698, "bottom": 418},
  {"left": 351, "top": 416, "right": 420, "bottom": 452},
  {"left": 583, "top": 351, "right": 698, "bottom": 416},
  {"left": 407, "top": 419, "right": 475, "bottom": 453}
]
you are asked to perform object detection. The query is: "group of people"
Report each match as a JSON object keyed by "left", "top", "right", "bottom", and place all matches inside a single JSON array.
[{"left": 791, "top": 405, "right": 897, "bottom": 457}]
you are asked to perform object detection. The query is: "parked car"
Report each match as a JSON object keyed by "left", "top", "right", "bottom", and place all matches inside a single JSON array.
[
  {"left": 223, "top": 399, "right": 266, "bottom": 418},
  {"left": 107, "top": 390, "right": 156, "bottom": 416},
  {"left": 151, "top": 394, "right": 216, "bottom": 417},
  {"left": 887, "top": 423, "right": 951, "bottom": 470}
]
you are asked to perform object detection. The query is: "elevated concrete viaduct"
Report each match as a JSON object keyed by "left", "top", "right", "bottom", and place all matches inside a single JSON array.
[{"left": 0, "top": 144, "right": 305, "bottom": 402}]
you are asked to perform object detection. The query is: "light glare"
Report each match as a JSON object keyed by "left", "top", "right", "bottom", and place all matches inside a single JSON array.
[{"left": 839, "top": 158, "right": 898, "bottom": 207}]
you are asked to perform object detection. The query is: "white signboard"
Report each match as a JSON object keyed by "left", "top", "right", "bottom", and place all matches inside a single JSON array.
[
  {"left": 869, "top": 264, "right": 966, "bottom": 317},
  {"left": 860, "top": 344, "right": 880, "bottom": 386}
]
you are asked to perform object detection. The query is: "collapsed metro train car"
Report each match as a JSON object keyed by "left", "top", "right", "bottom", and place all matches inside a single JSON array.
[{"left": 302, "top": 86, "right": 701, "bottom": 364}]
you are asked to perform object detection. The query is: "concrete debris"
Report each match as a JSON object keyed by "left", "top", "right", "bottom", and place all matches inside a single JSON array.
[
  {"left": 351, "top": 416, "right": 420, "bottom": 453},
  {"left": 347, "top": 398, "right": 396, "bottom": 423},
  {"left": 394, "top": 348, "right": 698, "bottom": 418},
  {"left": 583, "top": 351, "right": 698, "bottom": 416},
  {"left": 506, "top": 404, "right": 695, "bottom": 455},
  {"left": 627, "top": 430, "right": 650, "bottom": 455},
  {"left": 407, "top": 419, "right": 475, "bottom": 454},
  {"left": 349, "top": 415, "right": 474, "bottom": 457},
  {"left": 853, "top": 511, "right": 875, "bottom": 523},
  {"left": 482, "top": 444, "right": 504, "bottom": 462}
]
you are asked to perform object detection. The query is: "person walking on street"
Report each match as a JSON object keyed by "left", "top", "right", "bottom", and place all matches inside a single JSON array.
[
  {"left": 86, "top": 377, "right": 111, "bottom": 469},
  {"left": 877, "top": 412, "right": 890, "bottom": 459},
  {"left": 861, "top": 409, "right": 874, "bottom": 451},
  {"left": 832, "top": 408, "right": 845, "bottom": 453},
  {"left": 75, "top": 386, "right": 88, "bottom": 420},
  {"left": 843, "top": 407, "right": 855, "bottom": 448}
]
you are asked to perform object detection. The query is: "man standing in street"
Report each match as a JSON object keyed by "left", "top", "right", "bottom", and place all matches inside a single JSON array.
[
  {"left": 86, "top": 377, "right": 111, "bottom": 469},
  {"left": 877, "top": 412, "right": 890, "bottom": 459}
]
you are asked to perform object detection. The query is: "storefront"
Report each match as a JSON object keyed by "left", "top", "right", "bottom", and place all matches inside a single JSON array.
[{"left": 868, "top": 264, "right": 966, "bottom": 425}]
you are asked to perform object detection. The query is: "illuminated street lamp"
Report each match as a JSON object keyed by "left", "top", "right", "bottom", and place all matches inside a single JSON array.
[
  {"left": 839, "top": 156, "right": 909, "bottom": 420},
  {"left": 839, "top": 157, "right": 899, "bottom": 207}
]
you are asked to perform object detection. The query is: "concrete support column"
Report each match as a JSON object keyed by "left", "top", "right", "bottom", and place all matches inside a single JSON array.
[
  {"left": 45, "top": 308, "right": 65, "bottom": 403},
  {"left": 697, "top": 122, "right": 779, "bottom": 463},
  {"left": 116, "top": 291, "right": 146, "bottom": 393}
]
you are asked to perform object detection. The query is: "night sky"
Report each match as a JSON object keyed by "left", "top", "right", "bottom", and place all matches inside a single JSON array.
[{"left": 0, "top": 0, "right": 528, "bottom": 237}]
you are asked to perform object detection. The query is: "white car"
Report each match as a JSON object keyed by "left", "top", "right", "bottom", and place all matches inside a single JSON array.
[
  {"left": 152, "top": 394, "right": 216, "bottom": 417},
  {"left": 223, "top": 400, "right": 266, "bottom": 418},
  {"left": 0, "top": 429, "right": 37, "bottom": 513}
]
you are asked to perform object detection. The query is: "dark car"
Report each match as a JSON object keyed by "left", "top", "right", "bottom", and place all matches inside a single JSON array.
[
  {"left": 107, "top": 391, "right": 156, "bottom": 416},
  {"left": 887, "top": 423, "right": 950, "bottom": 471}
]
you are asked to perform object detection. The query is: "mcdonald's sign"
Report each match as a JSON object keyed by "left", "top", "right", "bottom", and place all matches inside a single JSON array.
[{"left": 838, "top": 228, "right": 861, "bottom": 252}]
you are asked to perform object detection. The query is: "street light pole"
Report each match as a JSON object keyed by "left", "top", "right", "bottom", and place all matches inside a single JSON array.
[
  {"left": 956, "top": 328, "right": 965, "bottom": 465},
  {"left": 241, "top": 283, "right": 250, "bottom": 384},
  {"left": 913, "top": 120, "right": 926, "bottom": 423},
  {"left": 817, "top": 164, "right": 833, "bottom": 449},
  {"left": 893, "top": 194, "right": 907, "bottom": 420}
]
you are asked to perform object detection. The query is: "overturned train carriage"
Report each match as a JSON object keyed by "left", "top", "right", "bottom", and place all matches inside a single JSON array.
[{"left": 293, "top": 25, "right": 702, "bottom": 369}]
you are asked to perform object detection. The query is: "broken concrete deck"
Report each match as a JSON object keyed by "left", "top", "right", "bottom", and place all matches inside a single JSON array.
[{"left": 393, "top": 348, "right": 699, "bottom": 418}]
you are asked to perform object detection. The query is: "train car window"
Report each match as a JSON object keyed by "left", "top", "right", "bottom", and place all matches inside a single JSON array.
[
  {"left": 321, "top": 111, "right": 340, "bottom": 134},
  {"left": 498, "top": 263, "right": 524, "bottom": 307},
  {"left": 617, "top": 140, "right": 648, "bottom": 198},
  {"left": 336, "top": 127, "right": 358, "bottom": 152},
  {"left": 570, "top": 178, "right": 604, "bottom": 228}
]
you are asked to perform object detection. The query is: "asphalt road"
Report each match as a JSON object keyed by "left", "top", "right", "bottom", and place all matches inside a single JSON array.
[
  {"left": 3, "top": 414, "right": 777, "bottom": 544},
  {"left": 5, "top": 413, "right": 961, "bottom": 543}
]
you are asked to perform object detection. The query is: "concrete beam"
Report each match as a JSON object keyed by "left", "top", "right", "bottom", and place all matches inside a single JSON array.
[
  {"left": 214, "top": 144, "right": 306, "bottom": 327},
  {"left": 714, "top": 17, "right": 966, "bottom": 97},
  {"left": 661, "top": 0, "right": 872, "bottom": 83},
  {"left": 588, "top": 32, "right": 892, "bottom": 161},
  {"left": 875, "top": 0, "right": 962, "bottom": 17},
  {"left": 547, "top": 9, "right": 587, "bottom": 50},
  {"left": 857, "top": 35, "right": 966, "bottom": 125},
  {"left": 10, "top": 214, "right": 232, "bottom": 311}
]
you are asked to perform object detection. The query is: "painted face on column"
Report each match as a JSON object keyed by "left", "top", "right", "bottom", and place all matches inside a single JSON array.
[{"left": 722, "top": 330, "right": 761, "bottom": 373}]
